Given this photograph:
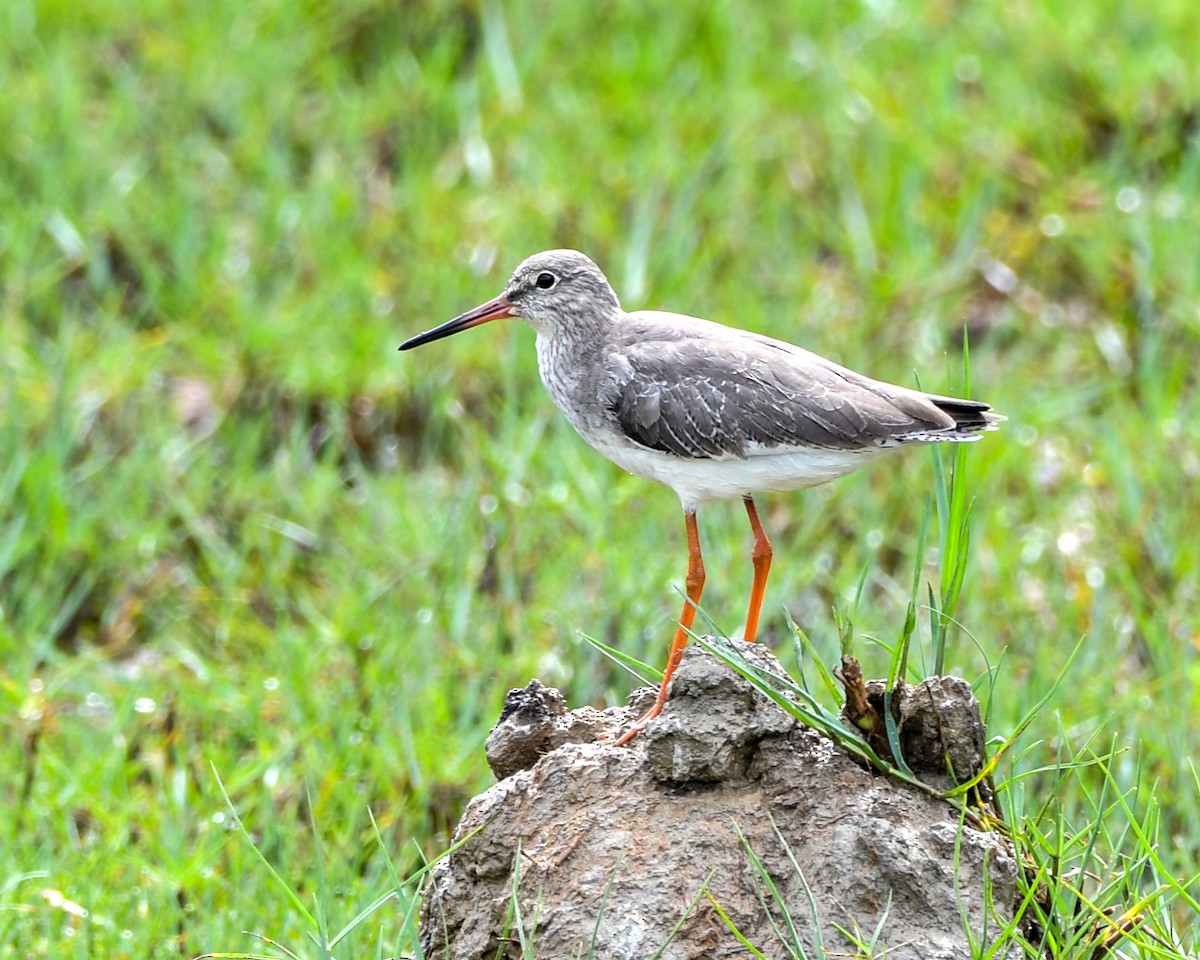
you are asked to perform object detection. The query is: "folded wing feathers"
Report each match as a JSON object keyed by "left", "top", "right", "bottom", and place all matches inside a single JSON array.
[{"left": 609, "top": 335, "right": 1001, "bottom": 460}]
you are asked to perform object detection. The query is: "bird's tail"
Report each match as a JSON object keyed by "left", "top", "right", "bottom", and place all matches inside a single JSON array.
[{"left": 929, "top": 396, "right": 1005, "bottom": 438}]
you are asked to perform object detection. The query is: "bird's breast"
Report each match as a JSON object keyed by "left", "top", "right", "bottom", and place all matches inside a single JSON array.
[{"left": 535, "top": 334, "right": 615, "bottom": 438}]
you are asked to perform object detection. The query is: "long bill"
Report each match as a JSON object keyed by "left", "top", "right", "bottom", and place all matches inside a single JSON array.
[{"left": 398, "top": 295, "right": 515, "bottom": 351}]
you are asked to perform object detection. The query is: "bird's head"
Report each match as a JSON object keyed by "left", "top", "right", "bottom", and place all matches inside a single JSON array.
[{"left": 399, "top": 249, "right": 620, "bottom": 351}]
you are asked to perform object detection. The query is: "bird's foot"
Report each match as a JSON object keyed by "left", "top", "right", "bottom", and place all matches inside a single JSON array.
[{"left": 612, "top": 704, "right": 662, "bottom": 747}]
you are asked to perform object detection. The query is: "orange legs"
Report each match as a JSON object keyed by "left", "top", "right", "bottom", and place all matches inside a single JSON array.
[
  {"left": 741, "top": 496, "right": 773, "bottom": 644},
  {"left": 615, "top": 499, "right": 777, "bottom": 745},
  {"left": 615, "top": 510, "right": 705, "bottom": 746}
]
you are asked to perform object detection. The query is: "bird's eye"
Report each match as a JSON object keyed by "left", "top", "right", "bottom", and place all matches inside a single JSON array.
[{"left": 535, "top": 271, "right": 557, "bottom": 289}]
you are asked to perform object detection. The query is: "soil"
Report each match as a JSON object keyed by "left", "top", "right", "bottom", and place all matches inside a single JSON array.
[{"left": 421, "top": 640, "right": 1018, "bottom": 960}]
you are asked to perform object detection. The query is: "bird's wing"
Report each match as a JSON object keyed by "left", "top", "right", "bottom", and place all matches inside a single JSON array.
[{"left": 607, "top": 329, "right": 963, "bottom": 460}]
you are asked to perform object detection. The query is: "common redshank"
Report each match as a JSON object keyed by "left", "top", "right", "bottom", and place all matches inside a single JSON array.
[{"left": 400, "top": 250, "right": 1002, "bottom": 745}]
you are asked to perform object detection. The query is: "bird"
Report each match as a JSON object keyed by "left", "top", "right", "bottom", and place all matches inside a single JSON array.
[{"left": 400, "top": 250, "right": 1002, "bottom": 745}]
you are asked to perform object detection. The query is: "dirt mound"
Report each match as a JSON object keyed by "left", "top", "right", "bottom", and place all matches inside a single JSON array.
[{"left": 421, "top": 642, "right": 1017, "bottom": 960}]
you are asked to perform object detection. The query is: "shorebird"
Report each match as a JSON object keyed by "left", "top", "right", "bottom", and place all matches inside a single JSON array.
[{"left": 400, "top": 250, "right": 1002, "bottom": 745}]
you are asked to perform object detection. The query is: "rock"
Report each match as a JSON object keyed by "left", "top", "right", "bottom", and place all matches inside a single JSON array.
[
  {"left": 485, "top": 678, "right": 658, "bottom": 780},
  {"left": 846, "top": 675, "right": 991, "bottom": 795},
  {"left": 422, "top": 640, "right": 1017, "bottom": 960},
  {"left": 641, "top": 641, "right": 799, "bottom": 784}
]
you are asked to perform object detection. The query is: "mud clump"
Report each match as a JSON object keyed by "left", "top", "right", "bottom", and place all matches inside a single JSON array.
[{"left": 422, "top": 641, "right": 1017, "bottom": 960}]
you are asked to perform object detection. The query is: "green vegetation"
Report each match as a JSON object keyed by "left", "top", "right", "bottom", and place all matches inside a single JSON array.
[{"left": 2, "top": 0, "right": 1198, "bottom": 956}]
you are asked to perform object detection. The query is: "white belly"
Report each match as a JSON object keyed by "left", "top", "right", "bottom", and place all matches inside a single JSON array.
[{"left": 588, "top": 433, "right": 888, "bottom": 512}]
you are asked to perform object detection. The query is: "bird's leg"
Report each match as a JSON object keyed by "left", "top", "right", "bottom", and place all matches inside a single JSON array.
[
  {"left": 615, "top": 510, "right": 705, "bottom": 746},
  {"left": 741, "top": 496, "right": 772, "bottom": 644}
]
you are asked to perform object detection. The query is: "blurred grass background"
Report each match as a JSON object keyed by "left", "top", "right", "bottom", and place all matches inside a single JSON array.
[{"left": 2, "top": 0, "right": 1198, "bottom": 956}]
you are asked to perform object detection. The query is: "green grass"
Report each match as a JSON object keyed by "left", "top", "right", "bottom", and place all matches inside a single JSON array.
[{"left": 2, "top": 0, "right": 1199, "bottom": 956}]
